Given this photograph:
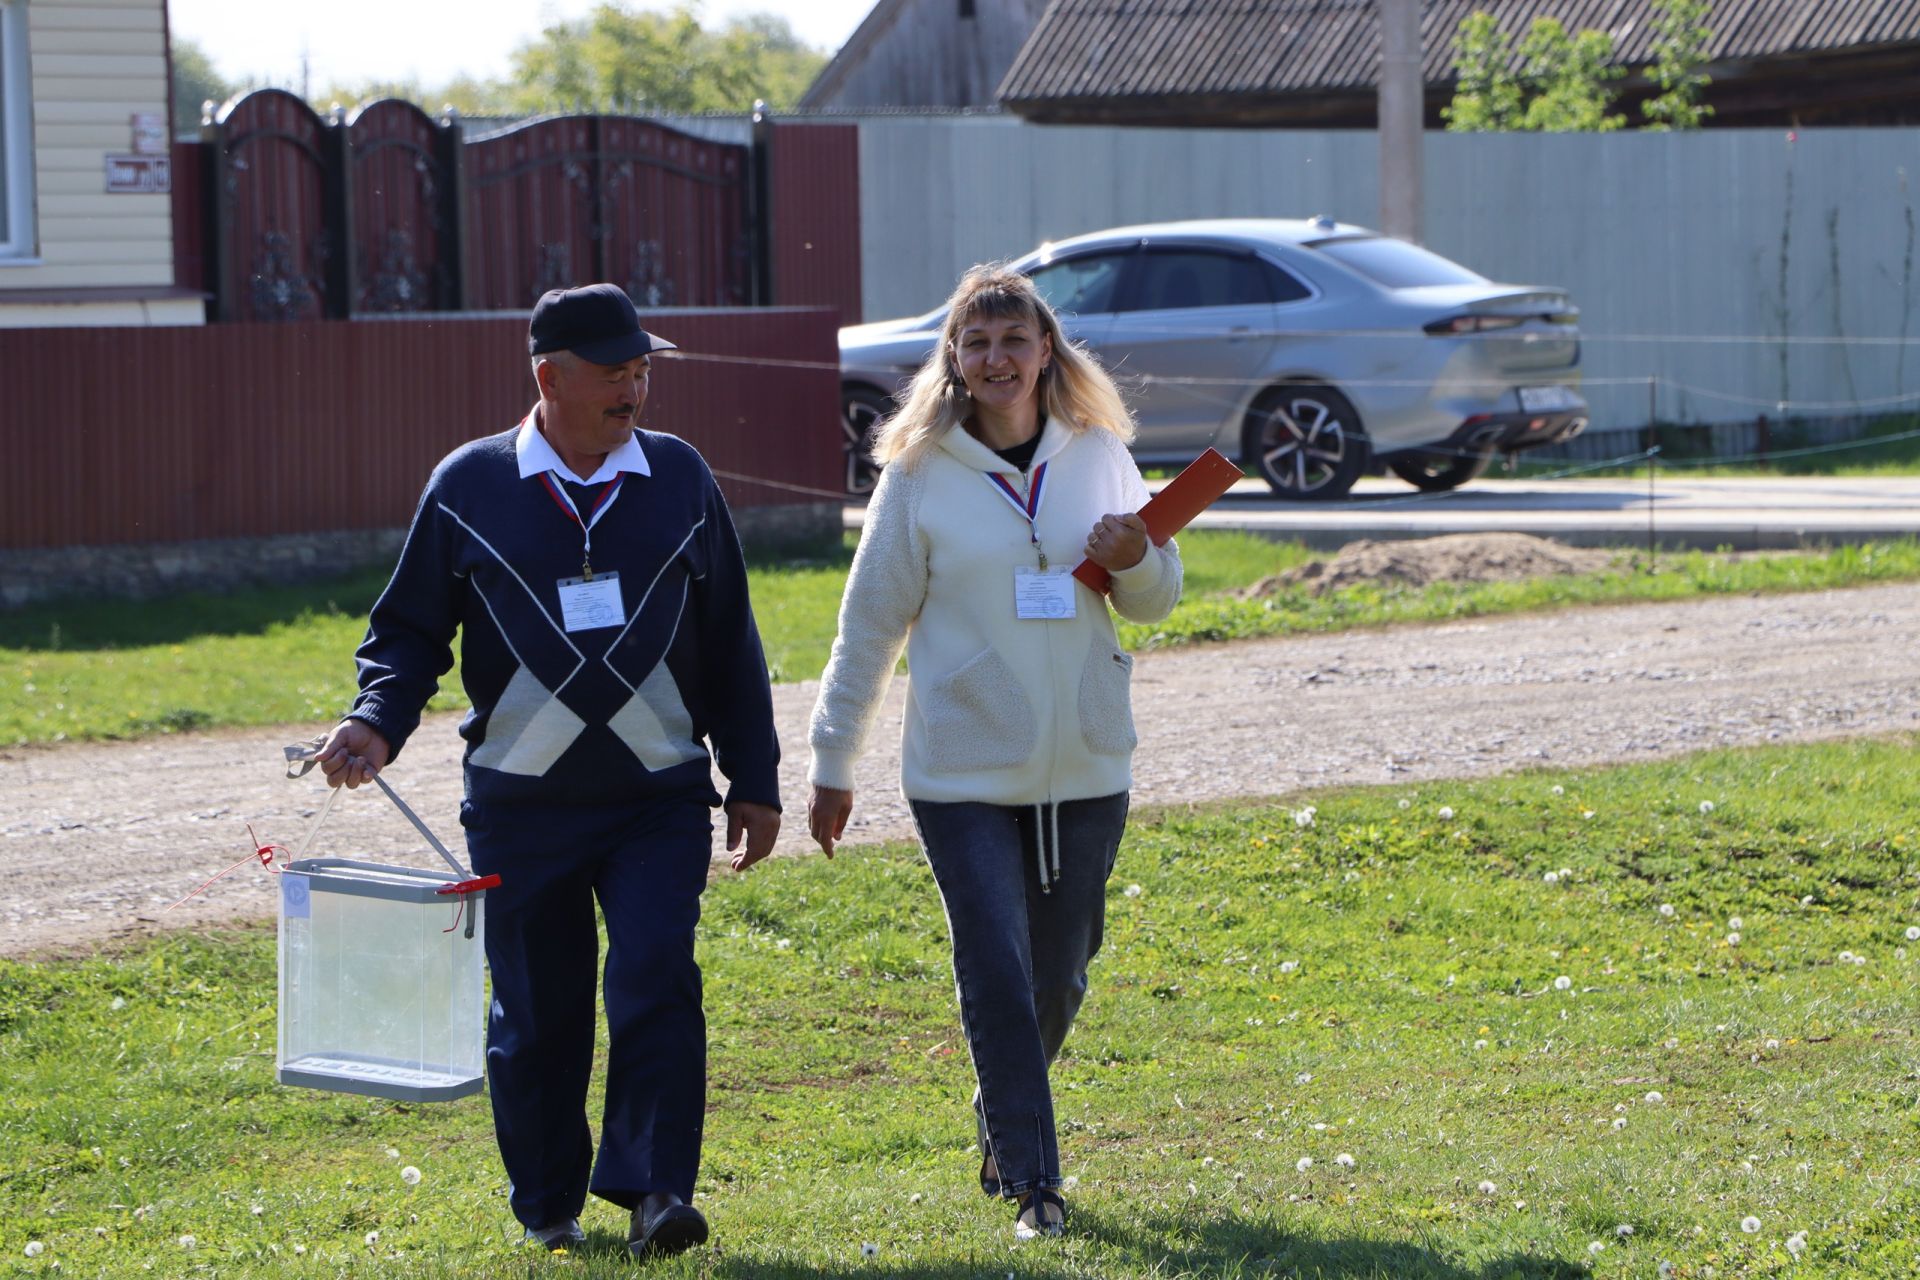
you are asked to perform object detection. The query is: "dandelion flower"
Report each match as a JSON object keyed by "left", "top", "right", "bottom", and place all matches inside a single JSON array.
[
  {"left": 25, "top": 1242, "right": 44, "bottom": 1257},
  {"left": 1124, "top": 884, "right": 1143, "bottom": 898},
  {"left": 384, "top": 1147, "right": 400, "bottom": 1159},
  {"left": 1554, "top": 975, "right": 1572, "bottom": 991},
  {"left": 1474, "top": 1039, "right": 1488, "bottom": 1050},
  {"left": 1334, "top": 1153, "right": 1355, "bottom": 1168},
  {"left": 1659, "top": 903, "right": 1676, "bottom": 918},
  {"left": 1801, "top": 895, "right": 1815, "bottom": 906},
  {"left": 1838, "top": 950, "right": 1856, "bottom": 963},
  {"left": 1765, "top": 1038, "right": 1780, "bottom": 1050},
  {"left": 1551, "top": 785, "right": 1564, "bottom": 795},
  {"left": 1437, "top": 806, "right": 1454, "bottom": 821},
  {"left": 861, "top": 1242, "right": 879, "bottom": 1258},
  {"left": 1905, "top": 925, "right": 1920, "bottom": 942},
  {"left": 250, "top": 1204, "right": 264, "bottom": 1216},
  {"left": 1279, "top": 960, "right": 1299, "bottom": 974},
  {"left": 1588, "top": 1241, "right": 1606, "bottom": 1256},
  {"left": 1699, "top": 801, "right": 1715, "bottom": 814},
  {"left": 908, "top": 1192, "right": 922, "bottom": 1204},
  {"left": 110, "top": 997, "right": 126, "bottom": 1012},
  {"left": 1543, "top": 871, "right": 1559, "bottom": 884},
  {"left": 1852, "top": 953, "right": 1868, "bottom": 966},
  {"left": 1616, "top": 1224, "right": 1634, "bottom": 1237},
  {"left": 1740, "top": 1215, "right": 1761, "bottom": 1234},
  {"left": 400, "top": 1166, "right": 421, "bottom": 1186},
  {"left": 1582, "top": 810, "right": 1596, "bottom": 820},
  {"left": 1296, "top": 1156, "right": 1313, "bottom": 1172},
  {"left": 1477, "top": 1179, "right": 1497, "bottom": 1195},
  {"left": 1612, "top": 1117, "right": 1627, "bottom": 1130},
  {"left": 1645, "top": 1090, "right": 1664, "bottom": 1103},
  {"left": 1786, "top": 1232, "right": 1807, "bottom": 1257},
  {"left": 1398, "top": 798, "right": 1411, "bottom": 810},
  {"left": 1729, "top": 916, "right": 1743, "bottom": 930},
  {"left": 1202, "top": 1156, "right": 1216, "bottom": 1167},
  {"left": 178, "top": 1236, "right": 196, "bottom": 1250},
  {"left": 1294, "top": 1071, "right": 1312, "bottom": 1085},
  {"left": 1658, "top": 1263, "right": 1674, "bottom": 1278},
  {"left": 293, "top": 1244, "right": 306, "bottom": 1256},
  {"left": 364, "top": 1231, "right": 379, "bottom": 1247},
  {"left": 1727, "top": 932, "right": 1742, "bottom": 945},
  {"left": 1294, "top": 806, "right": 1316, "bottom": 829}
]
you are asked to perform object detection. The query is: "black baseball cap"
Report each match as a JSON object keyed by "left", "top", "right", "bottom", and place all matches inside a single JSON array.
[{"left": 527, "top": 283, "right": 677, "bottom": 365}]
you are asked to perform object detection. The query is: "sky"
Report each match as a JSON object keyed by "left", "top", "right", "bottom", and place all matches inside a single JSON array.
[{"left": 167, "top": 0, "right": 874, "bottom": 93}]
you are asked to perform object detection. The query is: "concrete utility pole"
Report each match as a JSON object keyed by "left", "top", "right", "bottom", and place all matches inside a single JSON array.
[{"left": 1377, "top": 0, "right": 1423, "bottom": 243}]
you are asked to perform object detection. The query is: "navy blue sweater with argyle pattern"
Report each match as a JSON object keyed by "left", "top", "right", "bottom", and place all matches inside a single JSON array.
[{"left": 348, "top": 427, "right": 781, "bottom": 813}]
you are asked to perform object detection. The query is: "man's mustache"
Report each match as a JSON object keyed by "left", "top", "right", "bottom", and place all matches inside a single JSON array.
[{"left": 606, "top": 405, "right": 636, "bottom": 417}]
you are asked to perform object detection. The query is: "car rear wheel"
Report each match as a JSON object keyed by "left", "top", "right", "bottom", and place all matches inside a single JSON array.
[
  {"left": 842, "top": 386, "right": 890, "bottom": 495},
  {"left": 1389, "top": 448, "right": 1494, "bottom": 492},
  {"left": 1242, "top": 384, "right": 1368, "bottom": 500}
]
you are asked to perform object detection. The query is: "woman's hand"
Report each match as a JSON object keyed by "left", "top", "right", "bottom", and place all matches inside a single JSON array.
[
  {"left": 809, "top": 785, "right": 854, "bottom": 858},
  {"left": 1085, "top": 512, "right": 1149, "bottom": 572}
]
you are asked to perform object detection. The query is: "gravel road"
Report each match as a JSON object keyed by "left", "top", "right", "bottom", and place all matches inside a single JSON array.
[{"left": 4, "top": 582, "right": 1916, "bottom": 958}]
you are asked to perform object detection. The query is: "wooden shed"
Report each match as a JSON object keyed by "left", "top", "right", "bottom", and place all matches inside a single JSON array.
[{"left": 997, "top": 0, "right": 1920, "bottom": 128}]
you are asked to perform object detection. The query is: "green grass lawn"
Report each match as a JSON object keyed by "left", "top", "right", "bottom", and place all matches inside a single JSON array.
[
  {"left": 3, "top": 737, "right": 1917, "bottom": 1278},
  {"left": 5, "top": 534, "right": 1920, "bottom": 747}
]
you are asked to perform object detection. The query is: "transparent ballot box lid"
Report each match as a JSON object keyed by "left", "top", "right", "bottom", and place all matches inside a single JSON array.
[{"left": 278, "top": 858, "right": 489, "bottom": 1102}]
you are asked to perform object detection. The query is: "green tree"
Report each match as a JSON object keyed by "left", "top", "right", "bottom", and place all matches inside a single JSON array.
[
  {"left": 171, "top": 36, "right": 235, "bottom": 133},
  {"left": 1641, "top": 0, "right": 1715, "bottom": 130},
  {"left": 1443, "top": 11, "right": 1623, "bottom": 133},
  {"left": 1442, "top": 12, "right": 1522, "bottom": 131},
  {"left": 1518, "top": 18, "right": 1624, "bottom": 132},
  {"left": 506, "top": 2, "right": 826, "bottom": 115}
]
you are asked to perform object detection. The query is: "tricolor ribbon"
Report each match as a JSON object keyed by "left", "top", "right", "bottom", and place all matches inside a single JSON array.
[
  {"left": 984, "top": 461, "right": 1050, "bottom": 567},
  {"left": 538, "top": 472, "right": 626, "bottom": 576}
]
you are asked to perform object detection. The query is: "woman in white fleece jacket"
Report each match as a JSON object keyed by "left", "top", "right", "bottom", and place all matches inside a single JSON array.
[{"left": 807, "top": 265, "right": 1182, "bottom": 1239}]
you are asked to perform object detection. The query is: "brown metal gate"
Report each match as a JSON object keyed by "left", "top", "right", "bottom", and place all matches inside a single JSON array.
[{"left": 344, "top": 99, "right": 464, "bottom": 313}]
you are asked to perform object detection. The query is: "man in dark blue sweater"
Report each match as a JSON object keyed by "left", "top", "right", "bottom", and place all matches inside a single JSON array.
[{"left": 315, "top": 283, "right": 782, "bottom": 1258}]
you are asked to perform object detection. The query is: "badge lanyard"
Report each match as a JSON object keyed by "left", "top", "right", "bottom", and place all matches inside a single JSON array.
[
  {"left": 984, "top": 462, "right": 1051, "bottom": 569},
  {"left": 538, "top": 472, "right": 625, "bottom": 579}
]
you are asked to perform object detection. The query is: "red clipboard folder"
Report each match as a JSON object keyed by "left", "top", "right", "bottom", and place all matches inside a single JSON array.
[{"left": 1073, "top": 447, "right": 1245, "bottom": 594}]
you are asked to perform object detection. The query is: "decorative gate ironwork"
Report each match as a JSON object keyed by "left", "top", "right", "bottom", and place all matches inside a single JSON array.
[
  {"left": 205, "top": 90, "right": 339, "bottom": 322},
  {"left": 462, "top": 115, "right": 752, "bottom": 311},
  {"left": 344, "top": 99, "right": 463, "bottom": 313},
  {"left": 186, "top": 95, "right": 815, "bottom": 322}
]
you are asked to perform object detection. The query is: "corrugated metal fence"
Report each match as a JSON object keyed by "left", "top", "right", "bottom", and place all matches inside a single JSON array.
[
  {"left": 855, "top": 119, "right": 1920, "bottom": 438},
  {"left": 0, "top": 309, "right": 840, "bottom": 551}
]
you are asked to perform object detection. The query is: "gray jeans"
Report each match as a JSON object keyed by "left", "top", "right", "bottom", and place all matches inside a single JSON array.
[{"left": 909, "top": 792, "right": 1130, "bottom": 1198}]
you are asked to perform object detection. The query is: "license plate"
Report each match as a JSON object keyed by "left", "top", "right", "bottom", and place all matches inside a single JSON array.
[{"left": 1518, "top": 385, "right": 1578, "bottom": 412}]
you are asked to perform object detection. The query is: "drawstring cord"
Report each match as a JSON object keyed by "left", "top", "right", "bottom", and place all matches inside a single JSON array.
[{"left": 1032, "top": 801, "right": 1064, "bottom": 895}]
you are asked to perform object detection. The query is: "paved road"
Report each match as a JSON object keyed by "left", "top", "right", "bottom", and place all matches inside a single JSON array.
[{"left": 847, "top": 475, "right": 1920, "bottom": 550}]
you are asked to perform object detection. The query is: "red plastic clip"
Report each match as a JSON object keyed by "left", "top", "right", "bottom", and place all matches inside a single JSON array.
[
  {"left": 163, "top": 824, "right": 286, "bottom": 913},
  {"left": 435, "top": 874, "right": 502, "bottom": 896}
]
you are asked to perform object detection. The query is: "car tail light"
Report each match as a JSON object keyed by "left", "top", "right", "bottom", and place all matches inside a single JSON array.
[{"left": 1424, "top": 314, "right": 1527, "bottom": 335}]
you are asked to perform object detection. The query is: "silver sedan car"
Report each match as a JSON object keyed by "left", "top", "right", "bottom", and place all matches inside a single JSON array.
[{"left": 838, "top": 217, "right": 1587, "bottom": 499}]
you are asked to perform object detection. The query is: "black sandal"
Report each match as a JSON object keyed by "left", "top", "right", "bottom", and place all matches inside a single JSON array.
[{"left": 1014, "top": 1187, "right": 1067, "bottom": 1239}]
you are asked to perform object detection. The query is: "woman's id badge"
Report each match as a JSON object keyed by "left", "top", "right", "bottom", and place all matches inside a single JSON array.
[
  {"left": 557, "top": 572, "right": 624, "bottom": 631},
  {"left": 1014, "top": 566, "right": 1076, "bottom": 620}
]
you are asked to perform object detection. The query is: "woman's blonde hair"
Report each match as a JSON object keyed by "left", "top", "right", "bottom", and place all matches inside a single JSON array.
[{"left": 870, "top": 263, "right": 1136, "bottom": 468}]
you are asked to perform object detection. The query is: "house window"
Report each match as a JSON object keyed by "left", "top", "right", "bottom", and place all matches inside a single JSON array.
[{"left": 0, "top": 0, "right": 37, "bottom": 259}]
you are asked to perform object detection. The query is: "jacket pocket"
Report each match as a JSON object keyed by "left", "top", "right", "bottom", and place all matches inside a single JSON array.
[
  {"left": 922, "top": 647, "right": 1036, "bottom": 773},
  {"left": 1079, "top": 643, "right": 1138, "bottom": 756}
]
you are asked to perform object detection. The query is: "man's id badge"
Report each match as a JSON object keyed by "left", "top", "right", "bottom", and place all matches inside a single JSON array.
[
  {"left": 1014, "top": 566, "right": 1076, "bottom": 620},
  {"left": 557, "top": 572, "right": 625, "bottom": 631}
]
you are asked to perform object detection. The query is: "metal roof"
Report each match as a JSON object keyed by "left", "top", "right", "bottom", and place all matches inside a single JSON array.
[{"left": 999, "top": 0, "right": 1920, "bottom": 106}]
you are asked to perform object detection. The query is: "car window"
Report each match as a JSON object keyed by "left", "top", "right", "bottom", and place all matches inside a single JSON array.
[
  {"left": 1121, "top": 250, "right": 1275, "bottom": 311},
  {"left": 1027, "top": 252, "right": 1129, "bottom": 315},
  {"left": 1307, "top": 237, "right": 1486, "bottom": 288},
  {"left": 1262, "top": 259, "right": 1312, "bottom": 304}
]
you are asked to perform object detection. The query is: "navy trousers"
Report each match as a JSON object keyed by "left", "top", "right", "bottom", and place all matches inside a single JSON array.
[
  {"left": 909, "top": 793, "right": 1129, "bottom": 1199},
  {"left": 462, "top": 797, "right": 713, "bottom": 1231}
]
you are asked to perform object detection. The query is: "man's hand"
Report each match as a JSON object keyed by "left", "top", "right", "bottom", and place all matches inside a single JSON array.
[
  {"left": 315, "top": 718, "right": 391, "bottom": 790},
  {"left": 1085, "top": 511, "right": 1149, "bottom": 572},
  {"left": 725, "top": 800, "right": 781, "bottom": 872},
  {"left": 808, "top": 785, "right": 854, "bottom": 859}
]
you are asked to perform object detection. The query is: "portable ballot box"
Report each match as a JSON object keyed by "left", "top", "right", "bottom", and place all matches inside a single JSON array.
[{"left": 277, "top": 858, "right": 489, "bottom": 1102}]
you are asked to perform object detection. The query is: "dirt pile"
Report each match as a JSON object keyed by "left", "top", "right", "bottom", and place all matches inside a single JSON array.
[{"left": 1243, "top": 532, "right": 1620, "bottom": 598}]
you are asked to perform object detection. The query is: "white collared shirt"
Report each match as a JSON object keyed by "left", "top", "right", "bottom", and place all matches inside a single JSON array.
[{"left": 514, "top": 408, "right": 652, "bottom": 485}]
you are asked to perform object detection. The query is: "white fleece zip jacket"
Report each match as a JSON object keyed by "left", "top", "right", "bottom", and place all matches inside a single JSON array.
[{"left": 808, "top": 418, "right": 1182, "bottom": 805}]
